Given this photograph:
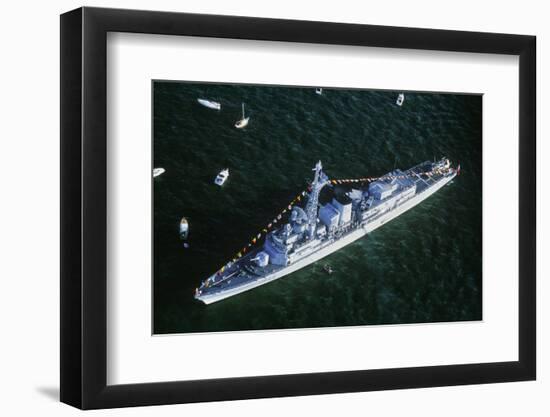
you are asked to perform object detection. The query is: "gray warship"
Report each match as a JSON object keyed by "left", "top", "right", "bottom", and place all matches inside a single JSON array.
[{"left": 195, "top": 158, "right": 458, "bottom": 304}]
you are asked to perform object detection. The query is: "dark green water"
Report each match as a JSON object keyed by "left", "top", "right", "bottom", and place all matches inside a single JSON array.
[{"left": 153, "top": 81, "right": 482, "bottom": 334}]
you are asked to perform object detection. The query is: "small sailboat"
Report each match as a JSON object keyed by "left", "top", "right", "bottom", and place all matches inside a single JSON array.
[
  {"left": 153, "top": 167, "right": 165, "bottom": 177},
  {"left": 315, "top": 87, "right": 323, "bottom": 95},
  {"left": 396, "top": 93, "right": 405, "bottom": 106},
  {"left": 179, "top": 217, "right": 189, "bottom": 241},
  {"left": 214, "top": 169, "right": 229, "bottom": 186},
  {"left": 235, "top": 103, "right": 249, "bottom": 129},
  {"left": 197, "top": 98, "right": 221, "bottom": 110}
]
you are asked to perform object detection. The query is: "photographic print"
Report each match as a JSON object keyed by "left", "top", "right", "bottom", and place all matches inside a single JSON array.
[{"left": 153, "top": 81, "right": 482, "bottom": 334}]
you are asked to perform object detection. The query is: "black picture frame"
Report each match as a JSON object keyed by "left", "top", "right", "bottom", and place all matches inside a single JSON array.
[{"left": 60, "top": 6, "right": 536, "bottom": 410}]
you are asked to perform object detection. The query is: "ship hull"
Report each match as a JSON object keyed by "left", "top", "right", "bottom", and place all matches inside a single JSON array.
[{"left": 196, "top": 170, "right": 456, "bottom": 304}]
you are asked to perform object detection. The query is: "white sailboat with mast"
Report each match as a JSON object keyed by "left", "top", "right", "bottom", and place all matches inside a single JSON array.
[{"left": 235, "top": 103, "right": 249, "bottom": 129}]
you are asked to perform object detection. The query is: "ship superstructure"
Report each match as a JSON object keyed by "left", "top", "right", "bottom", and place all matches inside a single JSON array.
[{"left": 195, "top": 158, "right": 458, "bottom": 304}]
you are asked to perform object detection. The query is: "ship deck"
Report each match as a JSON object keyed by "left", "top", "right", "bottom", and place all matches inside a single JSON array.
[
  {"left": 407, "top": 162, "right": 446, "bottom": 193},
  {"left": 198, "top": 252, "right": 284, "bottom": 297}
]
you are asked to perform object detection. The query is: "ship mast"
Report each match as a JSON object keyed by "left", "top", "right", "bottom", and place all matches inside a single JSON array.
[{"left": 305, "top": 160, "right": 328, "bottom": 239}]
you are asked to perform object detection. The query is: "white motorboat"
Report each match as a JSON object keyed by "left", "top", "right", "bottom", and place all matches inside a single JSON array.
[
  {"left": 315, "top": 87, "right": 323, "bottom": 95},
  {"left": 214, "top": 169, "right": 229, "bottom": 186},
  {"left": 179, "top": 217, "right": 189, "bottom": 240},
  {"left": 153, "top": 167, "right": 165, "bottom": 177},
  {"left": 197, "top": 98, "right": 221, "bottom": 110},
  {"left": 396, "top": 93, "right": 405, "bottom": 106},
  {"left": 235, "top": 103, "right": 249, "bottom": 129}
]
